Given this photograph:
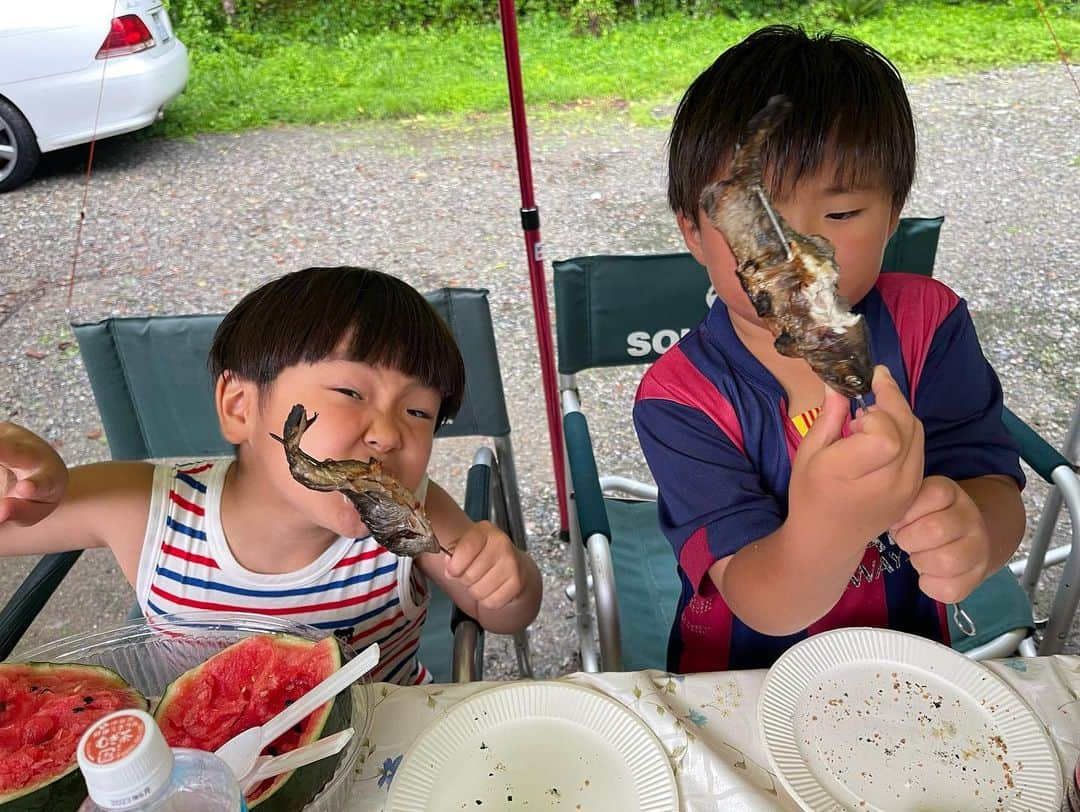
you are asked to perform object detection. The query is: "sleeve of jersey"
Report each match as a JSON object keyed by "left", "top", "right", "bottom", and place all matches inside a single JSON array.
[
  {"left": 915, "top": 300, "right": 1025, "bottom": 488},
  {"left": 633, "top": 397, "right": 784, "bottom": 593}
]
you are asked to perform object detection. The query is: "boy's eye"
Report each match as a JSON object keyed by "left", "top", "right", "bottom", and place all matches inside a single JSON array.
[
  {"left": 407, "top": 408, "right": 434, "bottom": 420},
  {"left": 826, "top": 209, "right": 862, "bottom": 221},
  {"left": 334, "top": 388, "right": 363, "bottom": 400}
]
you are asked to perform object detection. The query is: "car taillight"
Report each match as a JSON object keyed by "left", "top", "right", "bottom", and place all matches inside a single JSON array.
[{"left": 96, "top": 15, "right": 155, "bottom": 59}]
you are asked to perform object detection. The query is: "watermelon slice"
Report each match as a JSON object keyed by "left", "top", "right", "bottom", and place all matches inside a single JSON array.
[
  {"left": 153, "top": 633, "right": 351, "bottom": 810},
  {"left": 0, "top": 662, "right": 148, "bottom": 811}
]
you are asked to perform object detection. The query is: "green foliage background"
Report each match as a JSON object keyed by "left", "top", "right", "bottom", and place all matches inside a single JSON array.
[
  {"left": 157, "top": 0, "right": 1078, "bottom": 137},
  {"left": 168, "top": 0, "right": 812, "bottom": 36}
]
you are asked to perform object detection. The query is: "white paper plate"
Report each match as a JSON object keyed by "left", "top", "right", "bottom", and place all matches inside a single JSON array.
[
  {"left": 387, "top": 680, "right": 678, "bottom": 811},
  {"left": 759, "top": 628, "right": 1062, "bottom": 811}
]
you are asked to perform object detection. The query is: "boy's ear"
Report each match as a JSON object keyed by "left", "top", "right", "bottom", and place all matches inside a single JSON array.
[
  {"left": 677, "top": 211, "right": 708, "bottom": 265},
  {"left": 215, "top": 372, "right": 259, "bottom": 444},
  {"left": 888, "top": 207, "right": 901, "bottom": 237}
]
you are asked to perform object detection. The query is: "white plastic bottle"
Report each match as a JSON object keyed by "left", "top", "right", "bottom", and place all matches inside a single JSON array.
[{"left": 76, "top": 708, "right": 248, "bottom": 811}]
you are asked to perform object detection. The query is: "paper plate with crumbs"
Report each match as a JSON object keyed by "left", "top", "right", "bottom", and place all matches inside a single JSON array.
[
  {"left": 386, "top": 680, "right": 678, "bottom": 811},
  {"left": 759, "top": 628, "right": 1062, "bottom": 811}
]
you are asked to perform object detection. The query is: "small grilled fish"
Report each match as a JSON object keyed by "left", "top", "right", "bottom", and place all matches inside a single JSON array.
[
  {"left": 270, "top": 404, "right": 447, "bottom": 557},
  {"left": 699, "top": 95, "right": 873, "bottom": 400}
]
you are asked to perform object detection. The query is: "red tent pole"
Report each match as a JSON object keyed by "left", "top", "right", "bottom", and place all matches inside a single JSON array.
[{"left": 498, "top": 0, "right": 569, "bottom": 532}]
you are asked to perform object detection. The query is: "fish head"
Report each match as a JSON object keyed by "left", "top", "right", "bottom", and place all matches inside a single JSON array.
[
  {"left": 345, "top": 489, "right": 440, "bottom": 558},
  {"left": 817, "top": 318, "right": 874, "bottom": 399}
]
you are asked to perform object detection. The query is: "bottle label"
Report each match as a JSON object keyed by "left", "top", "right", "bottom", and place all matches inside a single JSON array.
[{"left": 83, "top": 713, "right": 145, "bottom": 765}]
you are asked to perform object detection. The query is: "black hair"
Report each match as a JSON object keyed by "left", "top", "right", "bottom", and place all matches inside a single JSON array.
[
  {"left": 668, "top": 25, "right": 916, "bottom": 220},
  {"left": 209, "top": 266, "right": 465, "bottom": 427}
]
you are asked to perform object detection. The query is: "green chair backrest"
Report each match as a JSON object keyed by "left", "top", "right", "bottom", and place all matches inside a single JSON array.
[
  {"left": 71, "top": 288, "right": 511, "bottom": 461},
  {"left": 552, "top": 216, "right": 943, "bottom": 375}
]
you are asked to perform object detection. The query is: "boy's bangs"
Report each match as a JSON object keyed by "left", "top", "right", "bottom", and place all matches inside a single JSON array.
[
  {"left": 211, "top": 267, "right": 465, "bottom": 425},
  {"left": 763, "top": 118, "right": 903, "bottom": 206},
  {"left": 335, "top": 296, "right": 465, "bottom": 416},
  {"left": 668, "top": 26, "right": 915, "bottom": 218}
]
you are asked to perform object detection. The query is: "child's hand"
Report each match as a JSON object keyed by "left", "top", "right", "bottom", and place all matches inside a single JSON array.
[
  {"left": 889, "top": 476, "right": 991, "bottom": 603},
  {"left": 444, "top": 521, "right": 527, "bottom": 611},
  {"left": 0, "top": 423, "right": 68, "bottom": 526},
  {"left": 789, "top": 366, "right": 924, "bottom": 548}
]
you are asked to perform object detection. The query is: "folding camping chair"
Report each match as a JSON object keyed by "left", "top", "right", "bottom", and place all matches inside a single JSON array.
[
  {"left": 0, "top": 288, "right": 534, "bottom": 683},
  {"left": 553, "top": 216, "right": 1080, "bottom": 672}
]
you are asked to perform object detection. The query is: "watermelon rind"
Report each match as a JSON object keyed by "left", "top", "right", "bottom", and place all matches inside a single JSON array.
[
  {"left": 0, "top": 662, "right": 148, "bottom": 812},
  {"left": 152, "top": 633, "right": 352, "bottom": 812}
]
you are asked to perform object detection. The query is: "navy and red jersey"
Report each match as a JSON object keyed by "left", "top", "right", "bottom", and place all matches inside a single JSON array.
[{"left": 633, "top": 273, "right": 1024, "bottom": 673}]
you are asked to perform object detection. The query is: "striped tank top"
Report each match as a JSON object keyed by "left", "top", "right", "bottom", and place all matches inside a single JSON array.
[{"left": 135, "top": 459, "right": 432, "bottom": 684}]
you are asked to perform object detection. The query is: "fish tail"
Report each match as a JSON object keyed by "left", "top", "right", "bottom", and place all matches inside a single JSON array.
[
  {"left": 731, "top": 95, "right": 792, "bottom": 182},
  {"left": 281, "top": 404, "right": 316, "bottom": 450}
]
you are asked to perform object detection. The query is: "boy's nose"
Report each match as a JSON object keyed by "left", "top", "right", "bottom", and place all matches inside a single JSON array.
[{"left": 363, "top": 413, "right": 400, "bottom": 454}]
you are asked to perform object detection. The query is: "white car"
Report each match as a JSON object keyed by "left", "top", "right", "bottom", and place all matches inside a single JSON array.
[{"left": 0, "top": 0, "right": 188, "bottom": 192}]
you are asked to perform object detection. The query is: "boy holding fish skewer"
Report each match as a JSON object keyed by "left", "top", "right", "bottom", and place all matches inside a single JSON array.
[
  {"left": 634, "top": 25, "right": 1026, "bottom": 671},
  {"left": 0, "top": 266, "right": 541, "bottom": 683}
]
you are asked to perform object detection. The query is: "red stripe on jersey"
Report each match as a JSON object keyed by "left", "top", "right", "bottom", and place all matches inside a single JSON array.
[
  {"left": 677, "top": 591, "right": 732, "bottom": 673},
  {"left": 636, "top": 346, "right": 746, "bottom": 454},
  {"left": 678, "top": 527, "right": 719, "bottom": 594},
  {"left": 875, "top": 274, "right": 959, "bottom": 404},
  {"left": 161, "top": 543, "right": 219, "bottom": 569},
  {"left": 333, "top": 548, "right": 385, "bottom": 568},
  {"left": 178, "top": 463, "right": 214, "bottom": 475},
  {"left": 808, "top": 545, "right": 889, "bottom": 635},
  {"left": 936, "top": 602, "right": 951, "bottom": 647},
  {"left": 169, "top": 490, "right": 205, "bottom": 516},
  {"left": 782, "top": 404, "right": 803, "bottom": 462},
  {"left": 150, "top": 579, "right": 398, "bottom": 614}
]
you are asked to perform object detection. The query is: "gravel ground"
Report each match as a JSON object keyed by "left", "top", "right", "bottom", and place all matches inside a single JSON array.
[{"left": 0, "top": 64, "right": 1077, "bottom": 678}]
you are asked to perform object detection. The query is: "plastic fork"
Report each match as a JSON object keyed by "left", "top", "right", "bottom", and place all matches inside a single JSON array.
[
  {"left": 215, "top": 641, "right": 379, "bottom": 780},
  {"left": 240, "top": 727, "right": 355, "bottom": 794}
]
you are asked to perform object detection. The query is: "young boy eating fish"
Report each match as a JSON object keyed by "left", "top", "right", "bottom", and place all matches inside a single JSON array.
[
  {"left": 634, "top": 25, "right": 1025, "bottom": 672},
  {"left": 0, "top": 266, "right": 542, "bottom": 684}
]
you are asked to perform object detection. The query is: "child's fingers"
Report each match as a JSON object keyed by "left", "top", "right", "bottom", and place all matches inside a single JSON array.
[
  {"left": 891, "top": 412, "right": 925, "bottom": 502},
  {"left": 831, "top": 410, "right": 905, "bottom": 479},
  {"left": 869, "top": 365, "right": 903, "bottom": 405},
  {"left": 468, "top": 566, "right": 509, "bottom": 603},
  {"left": 11, "top": 470, "right": 63, "bottom": 503},
  {"left": 915, "top": 570, "right": 979, "bottom": 605},
  {"left": 445, "top": 543, "right": 480, "bottom": 578},
  {"left": 891, "top": 475, "right": 954, "bottom": 537},
  {"left": 0, "top": 466, "right": 14, "bottom": 498},
  {"left": 0, "top": 496, "right": 56, "bottom": 527},
  {"left": 458, "top": 543, "right": 501, "bottom": 586},
  {"left": 797, "top": 385, "right": 848, "bottom": 457},
  {"left": 478, "top": 579, "right": 522, "bottom": 610},
  {"left": 0, "top": 426, "right": 56, "bottom": 474},
  {"left": 869, "top": 366, "right": 917, "bottom": 437}
]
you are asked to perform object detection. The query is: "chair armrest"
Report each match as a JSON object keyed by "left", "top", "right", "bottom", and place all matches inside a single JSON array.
[
  {"left": 446, "top": 456, "right": 492, "bottom": 682},
  {"left": 0, "top": 551, "right": 83, "bottom": 661},
  {"left": 562, "top": 411, "right": 623, "bottom": 670},
  {"left": 1003, "top": 406, "right": 1075, "bottom": 483},
  {"left": 562, "top": 411, "right": 612, "bottom": 544}
]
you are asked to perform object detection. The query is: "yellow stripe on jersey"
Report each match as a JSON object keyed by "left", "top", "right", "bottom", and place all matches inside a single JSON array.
[{"left": 791, "top": 406, "right": 822, "bottom": 438}]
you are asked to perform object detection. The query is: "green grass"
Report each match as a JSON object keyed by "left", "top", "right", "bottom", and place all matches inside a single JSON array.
[{"left": 154, "top": 0, "right": 1078, "bottom": 138}]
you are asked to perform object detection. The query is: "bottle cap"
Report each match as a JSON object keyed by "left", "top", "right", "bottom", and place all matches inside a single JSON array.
[{"left": 77, "top": 709, "right": 173, "bottom": 809}]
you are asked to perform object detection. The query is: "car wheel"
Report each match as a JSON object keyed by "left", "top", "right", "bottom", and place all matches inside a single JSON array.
[{"left": 0, "top": 97, "right": 40, "bottom": 193}]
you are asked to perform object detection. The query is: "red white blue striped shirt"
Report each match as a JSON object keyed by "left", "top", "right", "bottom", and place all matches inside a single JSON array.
[{"left": 136, "top": 459, "right": 431, "bottom": 684}]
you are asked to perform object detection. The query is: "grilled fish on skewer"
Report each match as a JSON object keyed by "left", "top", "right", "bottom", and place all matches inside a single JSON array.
[
  {"left": 699, "top": 94, "right": 874, "bottom": 401},
  {"left": 270, "top": 404, "right": 448, "bottom": 557}
]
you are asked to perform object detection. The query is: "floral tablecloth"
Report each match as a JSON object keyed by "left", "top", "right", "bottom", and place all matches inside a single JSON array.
[{"left": 346, "top": 655, "right": 1079, "bottom": 810}]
